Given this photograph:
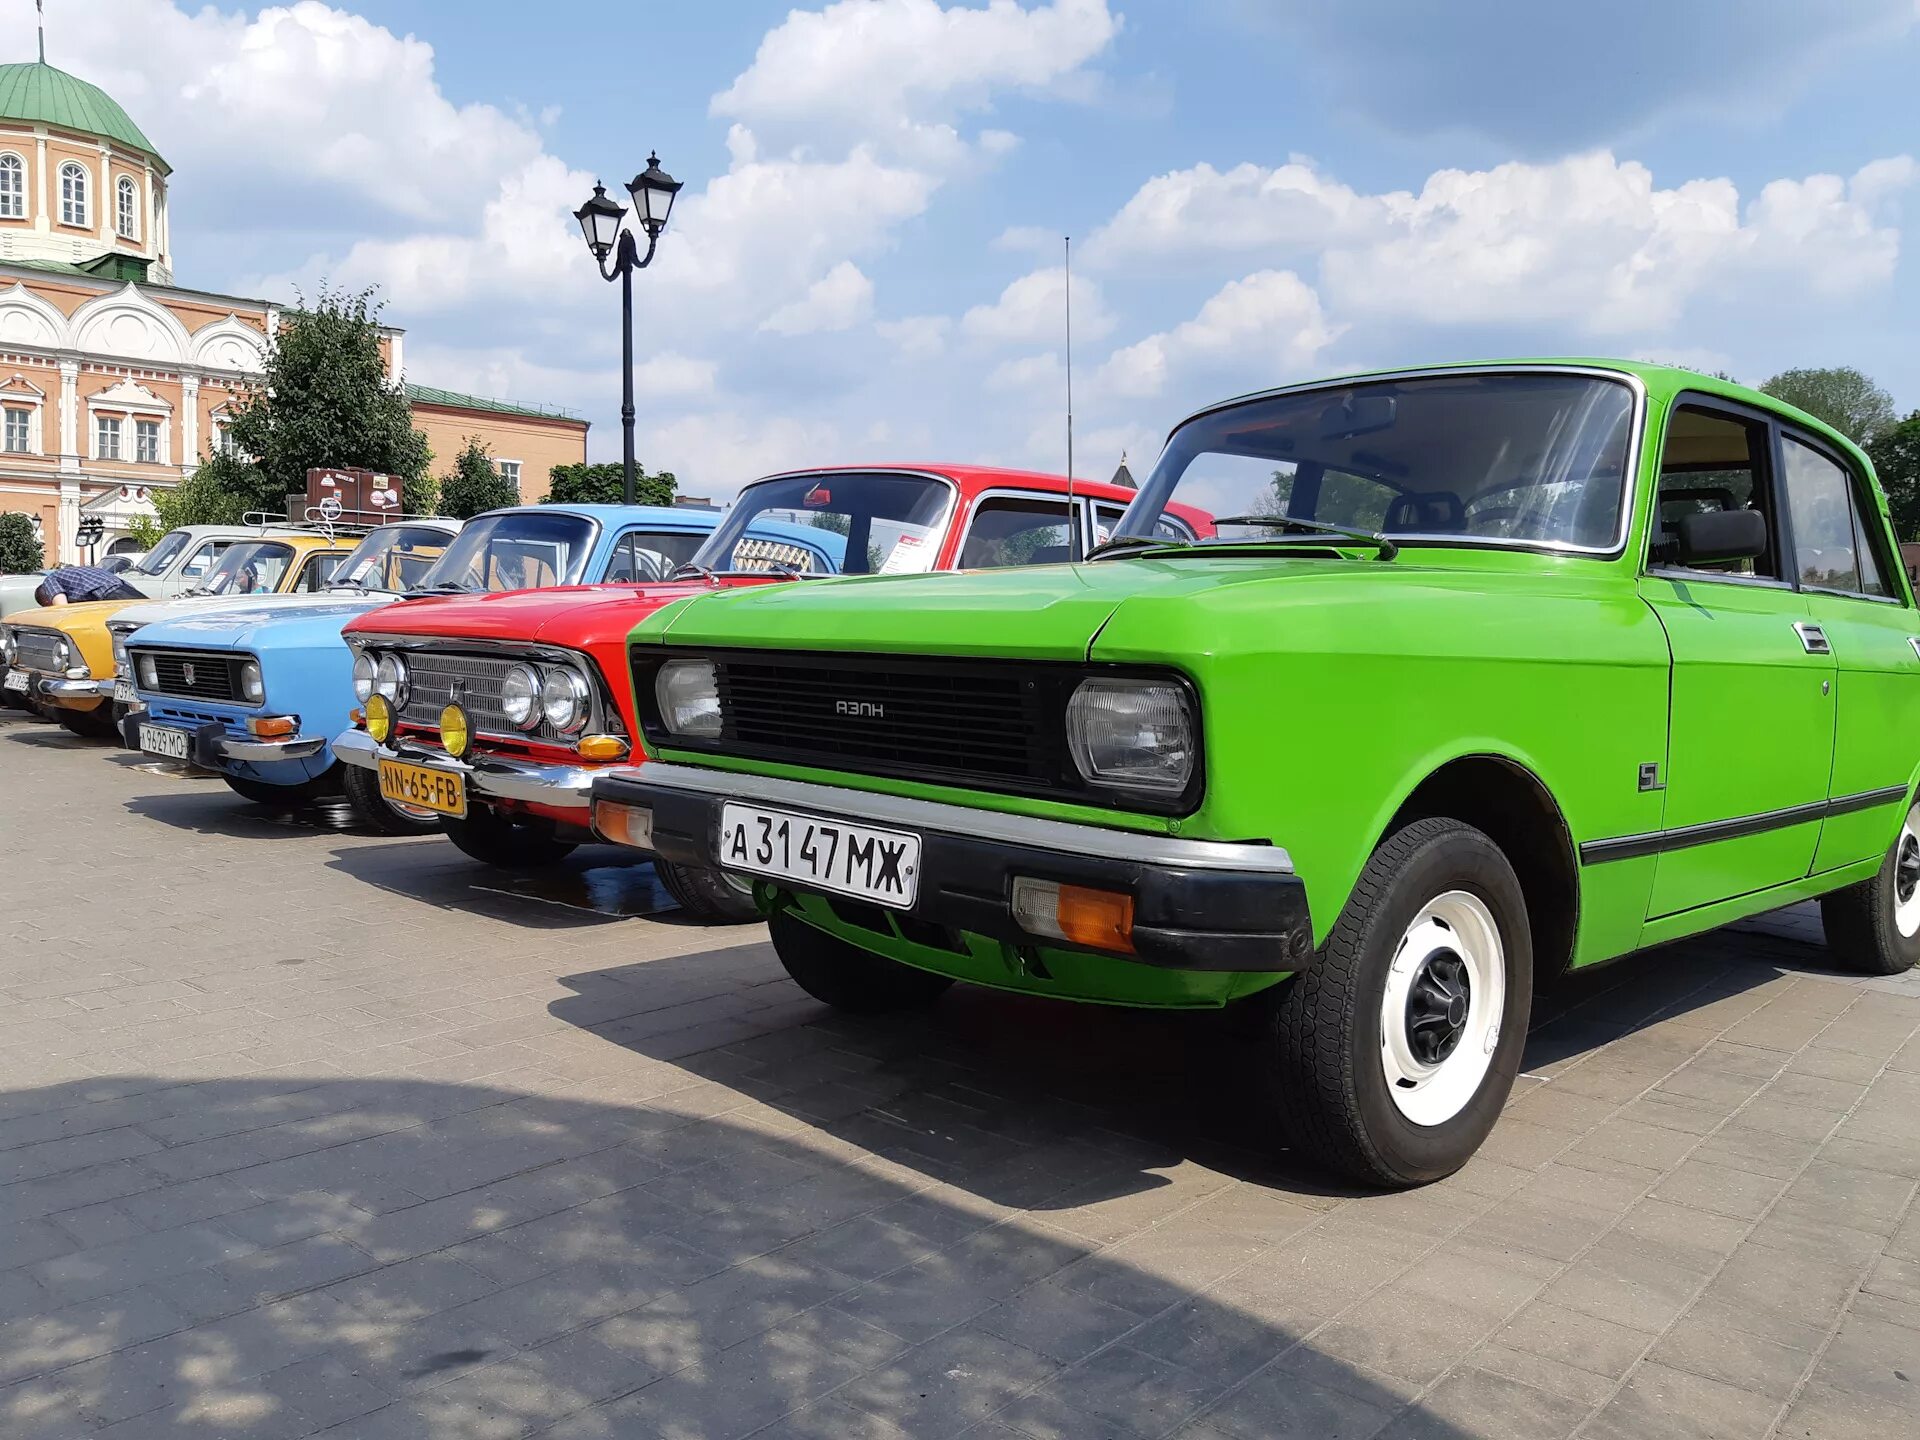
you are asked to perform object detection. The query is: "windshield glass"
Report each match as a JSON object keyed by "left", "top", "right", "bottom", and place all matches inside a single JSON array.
[
  {"left": 689, "top": 473, "right": 954, "bottom": 575},
  {"left": 1116, "top": 372, "right": 1636, "bottom": 552},
  {"left": 130, "top": 530, "right": 191, "bottom": 576},
  {"left": 416, "top": 511, "right": 594, "bottom": 592},
  {"left": 199, "top": 541, "right": 296, "bottom": 595},
  {"left": 331, "top": 524, "right": 456, "bottom": 593}
]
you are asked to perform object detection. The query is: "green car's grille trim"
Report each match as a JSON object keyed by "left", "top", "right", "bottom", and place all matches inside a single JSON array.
[
  {"left": 627, "top": 762, "right": 1294, "bottom": 874},
  {"left": 1579, "top": 785, "right": 1908, "bottom": 865}
]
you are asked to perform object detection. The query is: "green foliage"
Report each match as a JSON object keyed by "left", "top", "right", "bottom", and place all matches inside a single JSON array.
[
  {"left": 1869, "top": 412, "right": 1920, "bottom": 543},
  {"left": 437, "top": 437, "right": 520, "bottom": 520},
  {"left": 224, "top": 285, "right": 432, "bottom": 513},
  {"left": 0, "top": 512, "right": 43, "bottom": 573},
  {"left": 403, "top": 473, "right": 440, "bottom": 517},
  {"left": 1761, "top": 367, "right": 1897, "bottom": 447},
  {"left": 543, "top": 461, "right": 677, "bottom": 507},
  {"left": 152, "top": 456, "right": 255, "bottom": 528},
  {"left": 124, "top": 516, "right": 165, "bottom": 550}
]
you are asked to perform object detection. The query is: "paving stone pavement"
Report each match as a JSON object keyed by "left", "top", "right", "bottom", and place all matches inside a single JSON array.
[{"left": 5, "top": 714, "right": 1920, "bottom": 1439}]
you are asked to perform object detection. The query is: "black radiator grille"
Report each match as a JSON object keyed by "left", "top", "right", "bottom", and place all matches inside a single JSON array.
[{"left": 133, "top": 648, "right": 241, "bottom": 703}]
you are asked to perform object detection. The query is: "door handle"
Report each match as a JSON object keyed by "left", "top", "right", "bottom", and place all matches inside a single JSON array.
[{"left": 1792, "top": 622, "right": 1831, "bottom": 655}]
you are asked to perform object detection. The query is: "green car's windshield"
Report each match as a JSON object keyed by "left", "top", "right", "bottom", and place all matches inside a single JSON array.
[
  {"left": 330, "top": 524, "right": 457, "bottom": 593},
  {"left": 1115, "top": 371, "right": 1636, "bottom": 553}
]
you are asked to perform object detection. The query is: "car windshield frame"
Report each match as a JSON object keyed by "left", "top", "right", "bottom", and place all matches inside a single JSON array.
[
  {"left": 329, "top": 524, "right": 459, "bottom": 594},
  {"left": 414, "top": 511, "right": 599, "bottom": 592},
  {"left": 1113, "top": 366, "right": 1647, "bottom": 560},
  {"left": 197, "top": 540, "right": 298, "bottom": 595},
  {"left": 129, "top": 530, "right": 192, "bottom": 576},
  {"left": 687, "top": 470, "right": 960, "bottom": 577}
]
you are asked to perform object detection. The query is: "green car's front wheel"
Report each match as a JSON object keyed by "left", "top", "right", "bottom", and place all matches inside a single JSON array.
[
  {"left": 655, "top": 858, "right": 761, "bottom": 924},
  {"left": 1270, "top": 816, "right": 1533, "bottom": 1189},
  {"left": 768, "top": 910, "right": 954, "bottom": 1013}
]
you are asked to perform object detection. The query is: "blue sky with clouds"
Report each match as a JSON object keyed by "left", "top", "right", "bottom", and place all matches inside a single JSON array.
[{"left": 11, "top": 0, "right": 1916, "bottom": 492}]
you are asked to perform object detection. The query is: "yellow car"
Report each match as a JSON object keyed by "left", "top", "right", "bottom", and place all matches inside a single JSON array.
[{"left": 0, "top": 533, "right": 353, "bottom": 738}]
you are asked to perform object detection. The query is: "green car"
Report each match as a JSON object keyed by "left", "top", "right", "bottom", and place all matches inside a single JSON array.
[{"left": 593, "top": 361, "right": 1920, "bottom": 1187}]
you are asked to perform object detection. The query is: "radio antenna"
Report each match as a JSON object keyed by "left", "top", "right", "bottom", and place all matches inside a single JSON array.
[{"left": 1064, "top": 234, "right": 1079, "bottom": 560}]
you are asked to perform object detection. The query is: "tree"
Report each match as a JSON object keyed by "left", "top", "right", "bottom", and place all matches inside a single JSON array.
[
  {"left": 223, "top": 285, "right": 432, "bottom": 516},
  {"left": 0, "top": 512, "right": 42, "bottom": 573},
  {"left": 437, "top": 437, "right": 519, "bottom": 520},
  {"left": 1761, "top": 367, "right": 1897, "bottom": 447},
  {"left": 543, "top": 461, "right": 677, "bottom": 507},
  {"left": 124, "top": 516, "right": 165, "bottom": 550},
  {"left": 1870, "top": 411, "right": 1920, "bottom": 542},
  {"left": 151, "top": 454, "right": 256, "bottom": 529}
]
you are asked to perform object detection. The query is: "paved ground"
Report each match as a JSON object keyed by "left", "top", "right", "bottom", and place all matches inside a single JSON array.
[{"left": 4, "top": 714, "right": 1920, "bottom": 1440}]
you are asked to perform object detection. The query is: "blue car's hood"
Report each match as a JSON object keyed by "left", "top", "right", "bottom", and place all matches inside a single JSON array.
[{"left": 132, "top": 597, "right": 395, "bottom": 653}]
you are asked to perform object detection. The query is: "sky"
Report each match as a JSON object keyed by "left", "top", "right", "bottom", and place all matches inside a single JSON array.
[{"left": 7, "top": 0, "right": 1917, "bottom": 496}]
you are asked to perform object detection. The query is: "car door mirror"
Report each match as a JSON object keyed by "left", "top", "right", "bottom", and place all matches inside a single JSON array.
[{"left": 1674, "top": 508, "right": 1767, "bottom": 566}]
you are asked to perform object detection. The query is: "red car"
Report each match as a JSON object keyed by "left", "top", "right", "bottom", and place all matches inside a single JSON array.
[{"left": 337, "top": 464, "right": 1212, "bottom": 919}]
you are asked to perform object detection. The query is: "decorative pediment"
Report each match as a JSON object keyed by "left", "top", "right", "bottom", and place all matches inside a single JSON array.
[
  {"left": 0, "top": 283, "right": 67, "bottom": 349},
  {"left": 0, "top": 371, "right": 47, "bottom": 401},
  {"left": 86, "top": 377, "right": 173, "bottom": 413},
  {"left": 187, "top": 314, "right": 269, "bottom": 374},
  {"left": 69, "top": 283, "right": 191, "bottom": 365}
]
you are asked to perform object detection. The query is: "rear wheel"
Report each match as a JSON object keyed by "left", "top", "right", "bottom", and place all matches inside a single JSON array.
[
  {"left": 443, "top": 806, "right": 577, "bottom": 869},
  {"left": 768, "top": 909, "right": 954, "bottom": 1013},
  {"left": 1820, "top": 802, "right": 1920, "bottom": 976},
  {"left": 56, "top": 706, "right": 118, "bottom": 739},
  {"left": 656, "top": 859, "right": 761, "bottom": 923},
  {"left": 1269, "top": 816, "right": 1532, "bottom": 1188},
  {"left": 223, "top": 772, "right": 335, "bottom": 808},
  {"left": 341, "top": 762, "right": 442, "bottom": 835}
]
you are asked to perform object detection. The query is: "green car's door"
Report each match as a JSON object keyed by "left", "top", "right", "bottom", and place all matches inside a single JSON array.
[
  {"left": 1774, "top": 429, "right": 1920, "bottom": 871},
  {"left": 1638, "top": 399, "right": 1837, "bottom": 918}
]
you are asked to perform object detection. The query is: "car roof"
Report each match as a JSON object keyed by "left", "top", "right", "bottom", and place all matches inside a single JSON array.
[
  {"left": 744, "top": 464, "right": 1151, "bottom": 506},
  {"left": 471, "top": 504, "right": 718, "bottom": 527}
]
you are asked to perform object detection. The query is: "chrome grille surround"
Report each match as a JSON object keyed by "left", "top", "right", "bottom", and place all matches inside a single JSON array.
[
  {"left": 351, "top": 637, "right": 614, "bottom": 744},
  {"left": 11, "top": 628, "right": 70, "bottom": 674}
]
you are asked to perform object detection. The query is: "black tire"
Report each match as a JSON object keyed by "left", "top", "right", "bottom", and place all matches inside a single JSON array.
[
  {"left": 1269, "top": 816, "right": 1533, "bottom": 1188},
  {"left": 223, "top": 772, "right": 333, "bottom": 808},
  {"left": 341, "top": 762, "right": 443, "bottom": 836},
  {"left": 442, "top": 807, "right": 577, "bottom": 869},
  {"left": 656, "top": 858, "right": 761, "bottom": 923},
  {"left": 1820, "top": 802, "right": 1920, "bottom": 976},
  {"left": 768, "top": 909, "right": 954, "bottom": 1013},
  {"left": 55, "top": 706, "right": 118, "bottom": 739}
]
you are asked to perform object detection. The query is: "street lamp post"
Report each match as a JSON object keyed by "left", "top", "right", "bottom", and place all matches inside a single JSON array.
[{"left": 574, "top": 154, "right": 683, "bottom": 505}]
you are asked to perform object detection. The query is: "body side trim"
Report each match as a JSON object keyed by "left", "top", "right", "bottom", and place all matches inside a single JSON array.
[{"left": 1579, "top": 784, "right": 1908, "bottom": 864}]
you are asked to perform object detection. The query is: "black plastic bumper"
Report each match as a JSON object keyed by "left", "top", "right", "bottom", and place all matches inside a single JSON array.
[
  {"left": 118, "top": 713, "right": 227, "bottom": 767},
  {"left": 595, "top": 771, "right": 1314, "bottom": 973}
]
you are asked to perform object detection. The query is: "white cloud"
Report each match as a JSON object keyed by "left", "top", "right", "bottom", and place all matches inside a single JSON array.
[
  {"left": 1087, "top": 159, "right": 1386, "bottom": 265},
  {"left": 985, "top": 352, "right": 1063, "bottom": 391},
  {"left": 875, "top": 315, "right": 952, "bottom": 357},
  {"left": 760, "top": 262, "right": 876, "bottom": 335},
  {"left": 647, "top": 411, "right": 851, "bottom": 495},
  {"left": 961, "top": 266, "right": 1114, "bottom": 346},
  {"left": 1098, "top": 271, "right": 1337, "bottom": 400},
  {"left": 712, "top": 0, "right": 1119, "bottom": 156}
]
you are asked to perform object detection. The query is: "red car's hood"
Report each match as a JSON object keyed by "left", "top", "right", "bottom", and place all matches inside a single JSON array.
[{"left": 344, "top": 578, "right": 788, "bottom": 649}]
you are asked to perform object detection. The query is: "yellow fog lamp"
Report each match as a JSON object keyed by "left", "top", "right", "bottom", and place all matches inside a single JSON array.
[
  {"left": 365, "top": 692, "right": 393, "bottom": 743},
  {"left": 440, "top": 703, "right": 472, "bottom": 760},
  {"left": 576, "top": 734, "right": 629, "bottom": 762}
]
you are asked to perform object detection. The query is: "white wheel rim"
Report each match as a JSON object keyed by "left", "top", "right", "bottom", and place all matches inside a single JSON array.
[
  {"left": 1893, "top": 806, "right": 1920, "bottom": 939},
  {"left": 1380, "top": 889, "right": 1506, "bottom": 1127}
]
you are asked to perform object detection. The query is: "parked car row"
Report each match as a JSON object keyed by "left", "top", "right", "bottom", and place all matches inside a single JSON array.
[{"left": 6, "top": 359, "right": 1918, "bottom": 1188}]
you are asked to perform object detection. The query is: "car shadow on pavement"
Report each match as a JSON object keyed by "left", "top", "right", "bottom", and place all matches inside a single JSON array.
[
  {"left": 2, "top": 725, "right": 110, "bottom": 752},
  {"left": 323, "top": 839, "right": 688, "bottom": 928},
  {"left": 122, "top": 787, "right": 382, "bottom": 841},
  {"left": 0, "top": 1073, "right": 1487, "bottom": 1439}
]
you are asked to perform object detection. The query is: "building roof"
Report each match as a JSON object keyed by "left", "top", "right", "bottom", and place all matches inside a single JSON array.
[
  {"left": 404, "top": 383, "right": 584, "bottom": 425},
  {"left": 0, "top": 61, "right": 167, "bottom": 171}
]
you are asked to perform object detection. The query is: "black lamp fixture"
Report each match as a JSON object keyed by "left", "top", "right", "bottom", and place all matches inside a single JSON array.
[{"left": 574, "top": 153, "right": 684, "bottom": 505}]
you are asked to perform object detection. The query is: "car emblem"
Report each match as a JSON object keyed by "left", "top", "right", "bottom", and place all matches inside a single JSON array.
[
  {"left": 834, "top": 700, "right": 884, "bottom": 719},
  {"left": 182, "top": 662, "right": 196, "bottom": 687}
]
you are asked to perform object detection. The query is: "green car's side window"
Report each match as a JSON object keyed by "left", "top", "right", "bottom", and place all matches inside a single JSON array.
[
  {"left": 1781, "top": 435, "right": 1891, "bottom": 598},
  {"left": 1650, "top": 404, "right": 1781, "bottom": 581}
]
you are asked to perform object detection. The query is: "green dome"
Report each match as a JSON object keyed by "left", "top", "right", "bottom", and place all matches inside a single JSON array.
[{"left": 0, "top": 61, "right": 166, "bottom": 171}]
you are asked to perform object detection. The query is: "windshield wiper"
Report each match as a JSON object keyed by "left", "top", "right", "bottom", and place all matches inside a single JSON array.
[
  {"left": 669, "top": 561, "right": 716, "bottom": 582},
  {"left": 416, "top": 581, "right": 475, "bottom": 595},
  {"left": 1084, "top": 533, "right": 1173, "bottom": 560},
  {"left": 1201, "top": 515, "right": 1398, "bottom": 560}
]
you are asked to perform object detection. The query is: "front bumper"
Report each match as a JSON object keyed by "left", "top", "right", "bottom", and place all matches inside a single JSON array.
[
  {"left": 333, "top": 728, "right": 599, "bottom": 809},
  {"left": 12, "top": 670, "right": 108, "bottom": 706},
  {"left": 117, "top": 713, "right": 328, "bottom": 764},
  {"left": 593, "top": 763, "right": 1313, "bottom": 973}
]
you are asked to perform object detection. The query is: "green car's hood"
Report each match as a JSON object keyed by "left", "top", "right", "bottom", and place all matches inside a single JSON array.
[{"left": 642, "top": 554, "right": 1410, "bottom": 660}]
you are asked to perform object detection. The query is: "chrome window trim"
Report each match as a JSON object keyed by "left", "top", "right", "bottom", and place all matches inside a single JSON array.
[
  {"left": 1147, "top": 364, "right": 1648, "bottom": 560},
  {"left": 690, "top": 468, "right": 961, "bottom": 577}
]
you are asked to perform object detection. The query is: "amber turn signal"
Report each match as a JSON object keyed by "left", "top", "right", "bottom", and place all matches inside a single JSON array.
[
  {"left": 1010, "top": 877, "right": 1136, "bottom": 954},
  {"left": 348, "top": 707, "right": 365, "bottom": 727},
  {"left": 440, "top": 703, "right": 471, "bottom": 759},
  {"left": 576, "top": 734, "right": 629, "bottom": 762},
  {"left": 247, "top": 715, "right": 298, "bottom": 738},
  {"left": 364, "top": 693, "right": 392, "bottom": 743},
  {"left": 592, "top": 798, "right": 654, "bottom": 851}
]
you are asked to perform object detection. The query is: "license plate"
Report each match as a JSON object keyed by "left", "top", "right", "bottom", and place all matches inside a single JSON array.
[
  {"left": 139, "top": 724, "right": 191, "bottom": 760},
  {"left": 113, "top": 678, "right": 135, "bottom": 705},
  {"left": 379, "top": 759, "right": 466, "bottom": 818},
  {"left": 2, "top": 670, "right": 25, "bottom": 693},
  {"left": 718, "top": 802, "right": 920, "bottom": 908}
]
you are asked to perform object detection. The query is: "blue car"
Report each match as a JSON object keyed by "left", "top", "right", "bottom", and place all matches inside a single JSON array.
[{"left": 119, "top": 504, "right": 745, "bottom": 819}]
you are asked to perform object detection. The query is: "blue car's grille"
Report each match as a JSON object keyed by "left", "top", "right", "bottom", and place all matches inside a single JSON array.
[{"left": 132, "top": 648, "right": 243, "bottom": 704}]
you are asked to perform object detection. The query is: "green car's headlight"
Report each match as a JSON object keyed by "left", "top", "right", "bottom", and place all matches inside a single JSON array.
[
  {"left": 1066, "top": 677, "right": 1196, "bottom": 796},
  {"left": 655, "top": 659, "right": 721, "bottom": 738}
]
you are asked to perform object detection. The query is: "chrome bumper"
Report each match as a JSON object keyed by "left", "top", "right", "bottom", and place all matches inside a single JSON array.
[
  {"left": 333, "top": 728, "right": 598, "bottom": 809},
  {"left": 216, "top": 733, "right": 328, "bottom": 762},
  {"left": 54, "top": 676, "right": 121, "bottom": 699}
]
